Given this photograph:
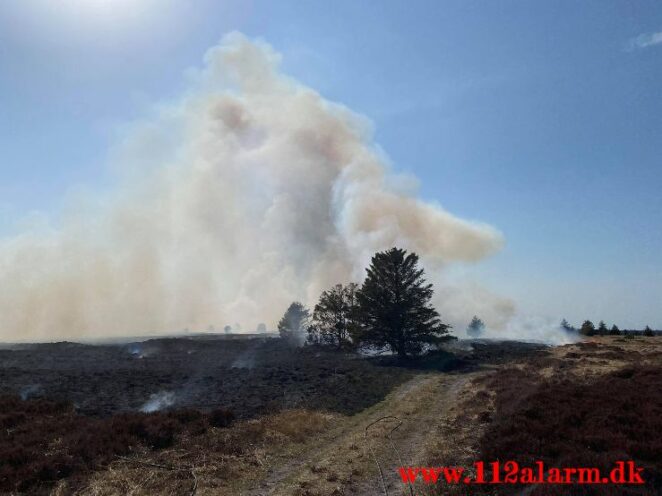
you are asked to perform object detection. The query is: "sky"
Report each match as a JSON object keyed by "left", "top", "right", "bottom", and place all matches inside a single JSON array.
[{"left": 0, "top": 0, "right": 660, "bottom": 330}]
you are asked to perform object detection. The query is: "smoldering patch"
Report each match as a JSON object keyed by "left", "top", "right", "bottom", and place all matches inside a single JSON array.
[{"left": 140, "top": 391, "right": 176, "bottom": 413}]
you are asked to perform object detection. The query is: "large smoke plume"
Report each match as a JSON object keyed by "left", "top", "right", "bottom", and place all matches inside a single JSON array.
[{"left": 0, "top": 33, "right": 514, "bottom": 342}]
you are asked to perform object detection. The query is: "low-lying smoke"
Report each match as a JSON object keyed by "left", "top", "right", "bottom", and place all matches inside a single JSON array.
[
  {"left": 19, "top": 384, "right": 43, "bottom": 400},
  {"left": 468, "top": 316, "right": 580, "bottom": 345},
  {"left": 0, "top": 32, "right": 514, "bottom": 342},
  {"left": 140, "top": 391, "right": 176, "bottom": 413}
]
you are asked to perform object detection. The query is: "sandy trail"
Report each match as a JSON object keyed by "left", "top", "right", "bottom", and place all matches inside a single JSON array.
[{"left": 245, "top": 370, "right": 480, "bottom": 496}]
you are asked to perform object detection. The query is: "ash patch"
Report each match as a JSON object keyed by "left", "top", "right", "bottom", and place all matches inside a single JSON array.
[{"left": 0, "top": 336, "right": 412, "bottom": 418}]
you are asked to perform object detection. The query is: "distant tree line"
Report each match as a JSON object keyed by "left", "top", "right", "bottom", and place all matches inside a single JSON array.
[
  {"left": 277, "top": 247, "right": 454, "bottom": 358},
  {"left": 561, "top": 318, "right": 658, "bottom": 337}
]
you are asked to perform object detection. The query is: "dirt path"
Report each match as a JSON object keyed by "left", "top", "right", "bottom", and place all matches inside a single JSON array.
[{"left": 244, "top": 370, "right": 481, "bottom": 496}]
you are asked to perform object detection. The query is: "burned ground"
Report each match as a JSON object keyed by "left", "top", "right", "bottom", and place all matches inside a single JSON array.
[
  {"left": 0, "top": 336, "right": 412, "bottom": 494},
  {"left": 1, "top": 336, "right": 660, "bottom": 495},
  {"left": 0, "top": 337, "right": 411, "bottom": 418}
]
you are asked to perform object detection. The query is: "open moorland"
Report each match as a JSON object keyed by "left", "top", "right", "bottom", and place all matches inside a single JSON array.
[
  {"left": 0, "top": 335, "right": 660, "bottom": 495},
  {"left": 0, "top": 336, "right": 417, "bottom": 418}
]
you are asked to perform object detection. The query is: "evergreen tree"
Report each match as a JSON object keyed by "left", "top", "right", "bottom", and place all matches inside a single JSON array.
[
  {"left": 643, "top": 325, "right": 654, "bottom": 337},
  {"left": 609, "top": 324, "right": 621, "bottom": 336},
  {"left": 355, "top": 247, "right": 452, "bottom": 358},
  {"left": 278, "top": 302, "right": 310, "bottom": 345},
  {"left": 579, "top": 320, "right": 595, "bottom": 336},
  {"left": 560, "top": 318, "right": 574, "bottom": 332},
  {"left": 597, "top": 320, "right": 608, "bottom": 335},
  {"left": 312, "top": 283, "right": 359, "bottom": 349},
  {"left": 467, "top": 316, "right": 485, "bottom": 338}
]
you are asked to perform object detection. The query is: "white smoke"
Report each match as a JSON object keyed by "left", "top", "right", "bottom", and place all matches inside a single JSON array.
[
  {"left": 0, "top": 32, "right": 514, "bottom": 342},
  {"left": 140, "top": 391, "right": 176, "bottom": 413},
  {"left": 472, "top": 315, "right": 580, "bottom": 345},
  {"left": 19, "top": 384, "right": 43, "bottom": 400}
]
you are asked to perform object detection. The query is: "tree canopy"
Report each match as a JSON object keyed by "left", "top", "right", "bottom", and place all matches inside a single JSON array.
[
  {"left": 277, "top": 302, "right": 310, "bottom": 344},
  {"left": 580, "top": 320, "right": 595, "bottom": 336},
  {"left": 310, "top": 283, "right": 359, "bottom": 349},
  {"left": 560, "top": 318, "right": 575, "bottom": 332},
  {"left": 355, "top": 247, "right": 451, "bottom": 357},
  {"left": 467, "top": 316, "right": 485, "bottom": 338}
]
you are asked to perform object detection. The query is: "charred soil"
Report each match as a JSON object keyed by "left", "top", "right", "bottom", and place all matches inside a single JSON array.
[{"left": 1, "top": 336, "right": 660, "bottom": 495}]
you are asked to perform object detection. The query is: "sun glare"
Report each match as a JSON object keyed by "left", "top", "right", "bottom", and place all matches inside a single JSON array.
[
  {"left": 66, "top": 0, "right": 150, "bottom": 19},
  {"left": 21, "top": 0, "right": 161, "bottom": 31}
]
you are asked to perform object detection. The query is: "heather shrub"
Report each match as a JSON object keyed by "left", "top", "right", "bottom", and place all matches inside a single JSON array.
[
  {"left": 478, "top": 366, "right": 662, "bottom": 495},
  {"left": 209, "top": 408, "right": 235, "bottom": 428},
  {"left": 0, "top": 396, "right": 233, "bottom": 493}
]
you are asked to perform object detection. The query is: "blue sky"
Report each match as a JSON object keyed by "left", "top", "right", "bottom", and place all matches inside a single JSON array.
[{"left": 0, "top": 0, "right": 660, "bottom": 328}]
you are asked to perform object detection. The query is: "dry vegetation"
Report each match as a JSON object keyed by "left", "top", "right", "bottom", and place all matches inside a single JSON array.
[
  {"left": 76, "top": 409, "right": 336, "bottom": 496},
  {"left": 1, "top": 336, "right": 660, "bottom": 495},
  {"left": 0, "top": 336, "right": 410, "bottom": 495},
  {"left": 0, "top": 395, "right": 234, "bottom": 494},
  {"left": 422, "top": 336, "right": 662, "bottom": 496}
]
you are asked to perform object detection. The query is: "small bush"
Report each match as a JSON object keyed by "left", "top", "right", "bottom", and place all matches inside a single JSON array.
[
  {"left": 169, "top": 408, "right": 204, "bottom": 424},
  {"left": 209, "top": 408, "right": 235, "bottom": 428},
  {"left": 169, "top": 408, "right": 207, "bottom": 435},
  {"left": 143, "top": 417, "right": 177, "bottom": 448}
]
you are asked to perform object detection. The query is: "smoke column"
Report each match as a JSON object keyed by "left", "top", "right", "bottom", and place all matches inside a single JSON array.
[{"left": 0, "top": 33, "right": 514, "bottom": 342}]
